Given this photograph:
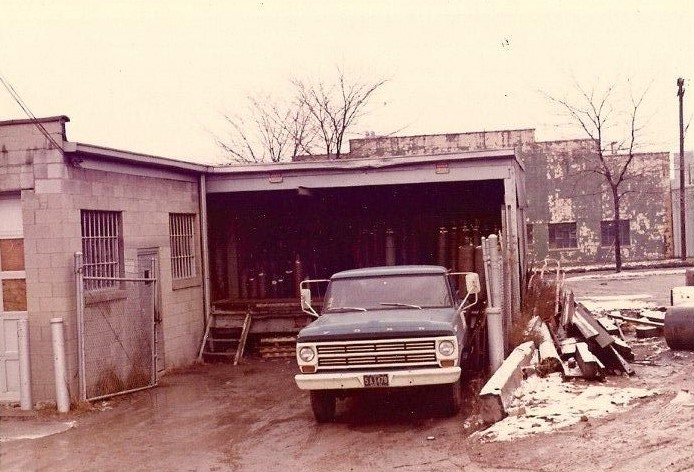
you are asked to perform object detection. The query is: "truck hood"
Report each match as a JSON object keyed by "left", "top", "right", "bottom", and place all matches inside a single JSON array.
[{"left": 296, "top": 307, "right": 458, "bottom": 342}]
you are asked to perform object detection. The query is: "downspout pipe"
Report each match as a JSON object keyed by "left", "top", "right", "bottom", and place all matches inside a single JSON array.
[{"left": 199, "top": 174, "right": 212, "bottom": 343}]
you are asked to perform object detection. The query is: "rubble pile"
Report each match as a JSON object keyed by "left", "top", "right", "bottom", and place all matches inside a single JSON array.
[{"left": 479, "top": 287, "right": 666, "bottom": 427}]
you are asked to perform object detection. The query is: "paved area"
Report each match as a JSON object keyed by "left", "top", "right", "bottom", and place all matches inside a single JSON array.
[{"left": 0, "top": 268, "right": 692, "bottom": 472}]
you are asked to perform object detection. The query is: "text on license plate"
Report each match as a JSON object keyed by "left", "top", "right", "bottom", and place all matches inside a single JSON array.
[{"left": 363, "top": 374, "right": 389, "bottom": 387}]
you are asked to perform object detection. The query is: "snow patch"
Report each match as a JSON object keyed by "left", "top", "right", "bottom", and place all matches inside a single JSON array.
[{"left": 475, "top": 374, "right": 657, "bottom": 442}]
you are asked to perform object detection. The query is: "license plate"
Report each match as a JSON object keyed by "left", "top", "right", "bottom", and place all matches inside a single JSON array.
[{"left": 363, "top": 374, "right": 389, "bottom": 388}]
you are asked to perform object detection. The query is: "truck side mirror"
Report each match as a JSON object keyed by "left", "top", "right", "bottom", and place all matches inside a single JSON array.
[
  {"left": 465, "top": 273, "right": 481, "bottom": 295},
  {"left": 300, "top": 288, "right": 312, "bottom": 311}
]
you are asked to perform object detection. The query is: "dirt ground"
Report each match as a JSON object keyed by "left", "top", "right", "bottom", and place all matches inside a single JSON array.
[{"left": 1, "top": 268, "right": 693, "bottom": 472}]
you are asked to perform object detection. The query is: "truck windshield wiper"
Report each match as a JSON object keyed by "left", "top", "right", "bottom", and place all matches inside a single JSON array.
[
  {"left": 326, "top": 306, "right": 368, "bottom": 313},
  {"left": 379, "top": 302, "right": 422, "bottom": 309}
]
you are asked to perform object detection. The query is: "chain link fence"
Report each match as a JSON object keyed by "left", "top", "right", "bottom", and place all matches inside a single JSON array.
[{"left": 75, "top": 253, "right": 157, "bottom": 401}]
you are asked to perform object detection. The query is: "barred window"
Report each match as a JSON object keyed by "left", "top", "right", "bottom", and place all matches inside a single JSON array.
[
  {"left": 170, "top": 213, "right": 196, "bottom": 280},
  {"left": 548, "top": 222, "right": 577, "bottom": 249},
  {"left": 81, "top": 210, "right": 123, "bottom": 290},
  {"left": 601, "top": 219, "right": 631, "bottom": 246}
]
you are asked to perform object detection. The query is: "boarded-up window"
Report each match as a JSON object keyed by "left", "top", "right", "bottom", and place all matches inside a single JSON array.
[
  {"left": 2, "top": 279, "right": 26, "bottom": 311},
  {"left": 0, "top": 239, "right": 24, "bottom": 271},
  {"left": 548, "top": 222, "right": 577, "bottom": 249},
  {"left": 169, "top": 214, "right": 196, "bottom": 280},
  {"left": 601, "top": 219, "right": 631, "bottom": 246},
  {"left": 81, "top": 211, "right": 123, "bottom": 290}
]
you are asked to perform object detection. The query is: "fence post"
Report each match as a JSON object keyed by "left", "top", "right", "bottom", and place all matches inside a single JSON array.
[
  {"left": 75, "top": 252, "right": 86, "bottom": 401},
  {"left": 484, "top": 235, "right": 505, "bottom": 372},
  {"left": 17, "top": 318, "right": 32, "bottom": 410},
  {"left": 151, "top": 257, "right": 158, "bottom": 386},
  {"left": 51, "top": 318, "right": 70, "bottom": 413}
]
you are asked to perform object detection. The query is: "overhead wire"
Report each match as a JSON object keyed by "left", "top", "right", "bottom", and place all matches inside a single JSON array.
[{"left": 0, "top": 69, "right": 63, "bottom": 150}]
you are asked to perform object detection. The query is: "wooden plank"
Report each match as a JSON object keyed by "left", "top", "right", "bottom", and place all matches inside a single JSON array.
[
  {"left": 574, "top": 304, "right": 614, "bottom": 348},
  {"left": 260, "top": 336, "right": 296, "bottom": 344},
  {"left": 597, "top": 317, "right": 620, "bottom": 336},
  {"left": 233, "top": 312, "right": 253, "bottom": 366},
  {"left": 559, "top": 338, "right": 577, "bottom": 358},
  {"left": 260, "top": 352, "right": 296, "bottom": 359},
  {"left": 607, "top": 345, "right": 635, "bottom": 375},
  {"left": 635, "top": 325, "right": 662, "bottom": 338},
  {"left": 575, "top": 342, "right": 603, "bottom": 379},
  {"left": 611, "top": 336, "right": 634, "bottom": 361},
  {"left": 0, "top": 239, "right": 24, "bottom": 271},
  {"left": 2, "top": 279, "right": 27, "bottom": 311},
  {"left": 605, "top": 312, "right": 664, "bottom": 327}
]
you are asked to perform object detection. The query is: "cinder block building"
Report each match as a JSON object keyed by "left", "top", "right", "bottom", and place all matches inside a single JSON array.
[{"left": 0, "top": 116, "right": 206, "bottom": 402}]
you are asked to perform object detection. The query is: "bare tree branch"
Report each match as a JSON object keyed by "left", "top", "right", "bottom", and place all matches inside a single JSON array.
[{"left": 546, "top": 80, "right": 652, "bottom": 272}]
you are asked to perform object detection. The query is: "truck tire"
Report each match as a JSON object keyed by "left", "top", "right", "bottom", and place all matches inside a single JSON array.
[
  {"left": 439, "top": 379, "right": 462, "bottom": 417},
  {"left": 310, "top": 391, "right": 336, "bottom": 423}
]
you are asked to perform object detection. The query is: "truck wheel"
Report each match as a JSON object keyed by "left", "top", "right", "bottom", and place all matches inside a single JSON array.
[
  {"left": 439, "top": 379, "right": 462, "bottom": 417},
  {"left": 310, "top": 391, "right": 336, "bottom": 423}
]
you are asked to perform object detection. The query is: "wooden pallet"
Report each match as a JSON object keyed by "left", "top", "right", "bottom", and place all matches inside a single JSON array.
[{"left": 259, "top": 336, "right": 296, "bottom": 358}]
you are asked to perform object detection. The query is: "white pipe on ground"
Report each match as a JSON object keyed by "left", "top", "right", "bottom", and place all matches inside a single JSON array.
[
  {"left": 17, "top": 318, "right": 32, "bottom": 410},
  {"left": 50, "top": 318, "right": 70, "bottom": 413}
]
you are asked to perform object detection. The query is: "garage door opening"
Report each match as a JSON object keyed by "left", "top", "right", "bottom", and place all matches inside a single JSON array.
[{"left": 208, "top": 179, "right": 505, "bottom": 303}]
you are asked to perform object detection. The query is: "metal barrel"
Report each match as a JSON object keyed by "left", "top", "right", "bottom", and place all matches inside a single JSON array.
[
  {"left": 385, "top": 229, "right": 396, "bottom": 266},
  {"left": 458, "top": 245, "right": 475, "bottom": 272},
  {"left": 294, "top": 256, "right": 303, "bottom": 298},
  {"left": 664, "top": 305, "right": 694, "bottom": 350},
  {"left": 437, "top": 227, "right": 448, "bottom": 267},
  {"left": 448, "top": 227, "right": 458, "bottom": 271},
  {"left": 474, "top": 245, "right": 487, "bottom": 302}
]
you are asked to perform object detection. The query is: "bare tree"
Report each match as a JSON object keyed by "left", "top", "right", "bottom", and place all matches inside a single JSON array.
[
  {"left": 217, "top": 95, "right": 314, "bottom": 163},
  {"left": 293, "top": 71, "right": 387, "bottom": 159},
  {"left": 218, "top": 71, "right": 386, "bottom": 163},
  {"left": 548, "top": 81, "right": 649, "bottom": 272}
]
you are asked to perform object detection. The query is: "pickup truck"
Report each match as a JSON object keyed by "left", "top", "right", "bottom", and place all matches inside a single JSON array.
[{"left": 295, "top": 265, "right": 480, "bottom": 422}]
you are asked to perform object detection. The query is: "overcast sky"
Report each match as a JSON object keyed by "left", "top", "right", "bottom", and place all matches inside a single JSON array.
[{"left": 1, "top": 1, "right": 692, "bottom": 164}]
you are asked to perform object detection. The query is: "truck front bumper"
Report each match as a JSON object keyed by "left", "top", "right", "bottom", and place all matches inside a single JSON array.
[{"left": 295, "top": 367, "right": 461, "bottom": 390}]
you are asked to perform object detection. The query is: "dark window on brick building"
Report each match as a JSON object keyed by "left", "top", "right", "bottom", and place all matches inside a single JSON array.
[
  {"left": 548, "top": 222, "right": 577, "bottom": 249},
  {"left": 601, "top": 219, "right": 630, "bottom": 246},
  {"left": 526, "top": 223, "right": 534, "bottom": 245}
]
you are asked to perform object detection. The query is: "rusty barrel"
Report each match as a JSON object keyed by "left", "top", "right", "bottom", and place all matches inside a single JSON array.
[{"left": 664, "top": 305, "right": 694, "bottom": 350}]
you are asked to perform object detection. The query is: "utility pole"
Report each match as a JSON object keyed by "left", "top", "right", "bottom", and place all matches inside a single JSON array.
[{"left": 677, "top": 78, "right": 686, "bottom": 260}]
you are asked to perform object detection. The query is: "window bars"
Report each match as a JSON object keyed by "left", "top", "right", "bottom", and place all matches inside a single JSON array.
[
  {"left": 81, "top": 211, "right": 123, "bottom": 290},
  {"left": 169, "top": 213, "right": 196, "bottom": 279}
]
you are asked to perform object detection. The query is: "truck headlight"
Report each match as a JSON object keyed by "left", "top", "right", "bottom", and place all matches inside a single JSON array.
[
  {"left": 438, "top": 340, "right": 455, "bottom": 357},
  {"left": 298, "top": 346, "right": 316, "bottom": 362}
]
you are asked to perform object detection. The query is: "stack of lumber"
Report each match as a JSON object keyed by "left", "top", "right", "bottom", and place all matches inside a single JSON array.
[
  {"left": 554, "top": 292, "right": 639, "bottom": 379},
  {"left": 258, "top": 336, "right": 296, "bottom": 359}
]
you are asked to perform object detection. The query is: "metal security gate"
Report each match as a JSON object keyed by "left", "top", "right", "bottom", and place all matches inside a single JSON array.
[{"left": 75, "top": 252, "right": 157, "bottom": 401}]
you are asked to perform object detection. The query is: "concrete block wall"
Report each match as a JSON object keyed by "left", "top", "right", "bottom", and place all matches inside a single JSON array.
[
  {"left": 349, "top": 129, "right": 536, "bottom": 158},
  {"left": 2, "top": 117, "right": 204, "bottom": 403}
]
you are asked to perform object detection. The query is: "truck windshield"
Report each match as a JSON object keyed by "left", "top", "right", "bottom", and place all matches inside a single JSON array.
[{"left": 323, "top": 274, "right": 453, "bottom": 312}]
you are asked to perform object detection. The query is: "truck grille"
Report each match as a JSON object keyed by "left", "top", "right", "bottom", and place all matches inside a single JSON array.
[{"left": 315, "top": 339, "right": 438, "bottom": 370}]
